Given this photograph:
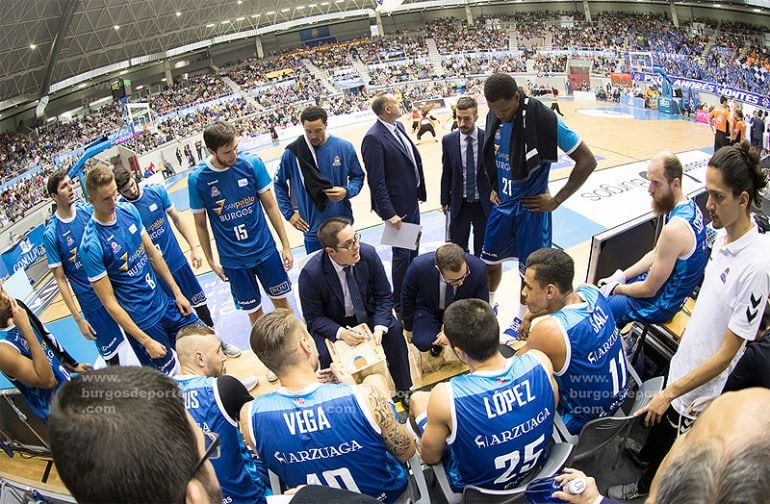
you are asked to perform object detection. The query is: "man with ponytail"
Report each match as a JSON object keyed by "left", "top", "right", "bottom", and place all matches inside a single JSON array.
[{"left": 609, "top": 141, "right": 770, "bottom": 500}]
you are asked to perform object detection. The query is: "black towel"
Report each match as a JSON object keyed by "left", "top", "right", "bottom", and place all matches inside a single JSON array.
[
  {"left": 483, "top": 92, "right": 558, "bottom": 189},
  {"left": 286, "top": 135, "right": 333, "bottom": 212},
  {"left": 18, "top": 299, "right": 79, "bottom": 368}
]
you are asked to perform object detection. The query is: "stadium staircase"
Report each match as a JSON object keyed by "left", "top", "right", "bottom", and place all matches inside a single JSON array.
[
  {"left": 301, "top": 59, "right": 340, "bottom": 94},
  {"left": 211, "top": 65, "right": 264, "bottom": 111},
  {"left": 425, "top": 38, "right": 444, "bottom": 76},
  {"left": 351, "top": 56, "right": 371, "bottom": 86},
  {"left": 509, "top": 30, "right": 518, "bottom": 51}
]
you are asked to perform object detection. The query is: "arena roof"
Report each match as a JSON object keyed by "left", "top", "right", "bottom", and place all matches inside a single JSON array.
[{"left": 0, "top": 0, "right": 767, "bottom": 109}]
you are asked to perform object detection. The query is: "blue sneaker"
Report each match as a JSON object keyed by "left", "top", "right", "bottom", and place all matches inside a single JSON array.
[{"left": 502, "top": 316, "right": 523, "bottom": 343}]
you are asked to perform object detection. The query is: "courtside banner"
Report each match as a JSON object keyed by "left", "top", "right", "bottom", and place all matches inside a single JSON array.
[
  {"left": 631, "top": 71, "right": 770, "bottom": 108},
  {"left": 1, "top": 224, "right": 46, "bottom": 274}
]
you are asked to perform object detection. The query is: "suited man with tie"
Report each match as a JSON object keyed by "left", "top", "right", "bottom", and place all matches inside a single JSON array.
[
  {"left": 401, "top": 243, "right": 489, "bottom": 356},
  {"left": 298, "top": 217, "right": 412, "bottom": 398},
  {"left": 440, "top": 96, "right": 491, "bottom": 257},
  {"left": 361, "top": 93, "right": 426, "bottom": 317}
]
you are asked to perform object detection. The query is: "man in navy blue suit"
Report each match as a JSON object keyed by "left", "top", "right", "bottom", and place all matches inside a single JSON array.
[
  {"left": 440, "top": 96, "right": 491, "bottom": 257},
  {"left": 298, "top": 217, "right": 412, "bottom": 397},
  {"left": 401, "top": 243, "right": 489, "bottom": 356},
  {"left": 361, "top": 93, "right": 426, "bottom": 317}
]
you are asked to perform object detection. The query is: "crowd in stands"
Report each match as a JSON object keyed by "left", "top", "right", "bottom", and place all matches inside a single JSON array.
[{"left": 2, "top": 11, "right": 769, "bottom": 229}]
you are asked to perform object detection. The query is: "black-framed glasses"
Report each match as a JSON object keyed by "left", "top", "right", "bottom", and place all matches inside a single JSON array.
[
  {"left": 191, "top": 431, "right": 221, "bottom": 477},
  {"left": 437, "top": 265, "right": 470, "bottom": 285},
  {"left": 337, "top": 233, "right": 362, "bottom": 251}
]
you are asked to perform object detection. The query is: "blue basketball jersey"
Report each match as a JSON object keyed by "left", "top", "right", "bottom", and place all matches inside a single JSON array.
[
  {"left": 549, "top": 285, "right": 629, "bottom": 435},
  {"left": 247, "top": 383, "right": 408, "bottom": 503},
  {"left": 188, "top": 154, "right": 277, "bottom": 269},
  {"left": 0, "top": 325, "right": 70, "bottom": 422},
  {"left": 122, "top": 184, "right": 187, "bottom": 273},
  {"left": 493, "top": 117, "right": 580, "bottom": 209},
  {"left": 445, "top": 354, "right": 555, "bottom": 491},
  {"left": 80, "top": 204, "right": 167, "bottom": 329},
  {"left": 637, "top": 199, "right": 709, "bottom": 318},
  {"left": 176, "top": 376, "right": 267, "bottom": 504},
  {"left": 43, "top": 202, "right": 102, "bottom": 314}
]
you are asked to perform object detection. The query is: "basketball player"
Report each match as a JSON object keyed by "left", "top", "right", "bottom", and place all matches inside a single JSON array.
[
  {"left": 80, "top": 165, "right": 204, "bottom": 375},
  {"left": 44, "top": 170, "right": 125, "bottom": 365},
  {"left": 409, "top": 299, "right": 557, "bottom": 491}
]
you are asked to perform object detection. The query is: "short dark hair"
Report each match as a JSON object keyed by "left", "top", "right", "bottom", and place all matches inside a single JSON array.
[
  {"left": 301, "top": 105, "right": 328, "bottom": 124},
  {"left": 661, "top": 153, "right": 683, "bottom": 183},
  {"left": 318, "top": 217, "right": 352, "bottom": 249},
  {"left": 203, "top": 120, "right": 237, "bottom": 152},
  {"left": 112, "top": 164, "right": 133, "bottom": 190},
  {"left": 443, "top": 299, "right": 499, "bottom": 362},
  {"left": 484, "top": 73, "right": 518, "bottom": 102},
  {"left": 525, "top": 248, "right": 574, "bottom": 294},
  {"left": 250, "top": 309, "right": 304, "bottom": 375},
  {"left": 720, "top": 95, "right": 728, "bottom": 104},
  {"left": 709, "top": 141, "right": 766, "bottom": 207},
  {"left": 48, "top": 367, "right": 219, "bottom": 503},
  {"left": 655, "top": 439, "right": 770, "bottom": 504},
  {"left": 46, "top": 169, "right": 68, "bottom": 197},
  {"left": 371, "top": 93, "right": 390, "bottom": 116},
  {"left": 435, "top": 243, "right": 466, "bottom": 272},
  {"left": 455, "top": 96, "right": 478, "bottom": 111}
]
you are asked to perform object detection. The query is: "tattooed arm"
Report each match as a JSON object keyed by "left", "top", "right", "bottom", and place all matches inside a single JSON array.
[{"left": 363, "top": 384, "right": 416, "bottom": 462}]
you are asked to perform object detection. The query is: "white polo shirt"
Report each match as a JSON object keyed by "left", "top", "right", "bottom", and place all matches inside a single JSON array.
[{"left": 669, "top": 226, "right": 770, "bottom": 415}]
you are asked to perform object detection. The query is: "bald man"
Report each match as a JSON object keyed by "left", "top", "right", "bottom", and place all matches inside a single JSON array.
[
  {"left": 599, "top": 152, "right": 708, "bottom": 328},
  {"left": 174, "top": 326, "right": 267, "bottom": 504},
  {"left": 554, "top": 388, "right": 770, "bottom": 504}
]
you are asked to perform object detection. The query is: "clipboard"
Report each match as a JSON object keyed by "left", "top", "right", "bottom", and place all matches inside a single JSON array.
[{"left": 381, "top": 221, "right": 422, "bottom": 251}]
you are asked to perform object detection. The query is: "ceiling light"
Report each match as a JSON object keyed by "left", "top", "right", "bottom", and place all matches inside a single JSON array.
[
  {"left": 335, "top": 0, "right": 344, "bottom": 4},
  {"left": 236, "top": 16, "right": 245, "bottom": 20},
  {"left": 221, "top": 20, "right": 230, "bottom": 24},
  {"left": 176, "top": 11, "right": 181, "bottom": 16},
  {"left": 281, "top": 8, "right": 290, "bottom": 12},
  {"left": 78, "top": 83, "right": 88, "bottom": 89},
  {"left": 713, "top": 3, "right": 720, "bottom": 6},
  {"left": 237, "top": 0, "right": 242, "bottom": 3},
  {"left": 252, "top": 13, "right": 261, "bottom": 17},
  {"left": 267, "top": 10, "right": 275, "bottom": 14},
  {"left": 752, "top": 7, "right": 761, "bottom": 11},
  {"left": 136, "top": 85, "right": 144, "bottom": 90},
  {"left": 206, "top": 23, "right": 215, "bottom": 27},
  {"left": 161, "top": 78, "right": 167, "bottom": 82},
  {"left": 320, "top": 1, "right": 329, "bottom": 4},
  {"left": 297, "top": 5, "right": 305, "bottom": 8},
  {"left": 113, "top": 25, "right": 120, "bottom": 30},
  {"left": 29, "top": 43, "right": 37, "bottom": 49},
  {"left": 309, "top": 3, "right": 317, "bottom": 6}
]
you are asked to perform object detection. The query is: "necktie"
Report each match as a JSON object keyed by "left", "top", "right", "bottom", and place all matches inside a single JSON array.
[
  {"left": 465, "top": 135, "right": 476, "bottom": 201},
  {"left": 444, "top": 282, "right": 455, "bottom": 310},
  {"left": 396, "top": 127, "right": 420, "bottom": 187},
  {"left": 345, "top": 266, "right": 368, "bottom": 324}
]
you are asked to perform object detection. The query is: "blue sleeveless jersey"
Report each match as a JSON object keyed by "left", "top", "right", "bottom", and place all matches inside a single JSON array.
[
  {"left": 493, "top": 117, "right": 580, "bottom": 209},
  {"left": 549, "top": 285, "right": 628, "bottom": 435},
  {"left": 176, "top": 376, "right": 267, "bottom": 504},
  {"left": 188, "top": 154, "right": 276, "bottom": 269},
  {"left": 637, "top": 199, "right": 708, "bottom": 319},
  {"left": 123, "top": 184, "right": 187, "bottom": 273},
  {"left": 43, "top": 202, "right": 102, "bottom": 314},
  {"left": 0, "top": 326, "right": 70, "bottom": 422},
  {"left": 248, "top": 383, "right": 408, "bottom": 503},
  {"left": 80, "top": 203, "right": 167, "bottom": 329},
  {"left": 445, "top": 354, "right": 555, "bottom": 491}
]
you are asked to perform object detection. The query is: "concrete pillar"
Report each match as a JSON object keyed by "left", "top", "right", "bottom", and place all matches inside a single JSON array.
[
  {"left": 670, "top": 0, "right": 679, "bottom": 28},
  {"left": 465, "top": 4, "right": 474, "bottom": 25},
  {"left": 582, "top": 0, "right": 592, "bottom": 23},
  {"left": 255, "top": 36, "right": 264, "bottom": 59},
  {"left": 376, "top": 11, "right": 384, "bottom": 37},
  {"left": 163, "top": 60, "right": 173, "bottom": 87}
]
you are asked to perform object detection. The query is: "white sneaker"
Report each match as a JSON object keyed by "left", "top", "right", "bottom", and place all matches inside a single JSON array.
[
  {"left": 266, "top": 370, "right": 279, "bottom": 383},
  {"left": 221, "top": 342, "right": 242, "bottom": 358},
  {"left": 241, "top": 376, "right": 259, "bottom": 391}
]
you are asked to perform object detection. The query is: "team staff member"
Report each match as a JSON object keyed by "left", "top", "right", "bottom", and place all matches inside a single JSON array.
[
  {"left": 189, "top": 120, "right": 293, "bottom": 329},
  {"left": 608, "top": 142, "right": 770, "bottom": 501},
  {"left": 362, "top": 93, "right": 426, "bottom": 317},
  {"left": 44, "top": 170, "right": 125, "bottom": 365},
  {"left": 274, "top": 105, "right": 365, "bottom": 253},
  {"left": 80, "top": 165, "right": 203, "bottom": 375},
  {"left": 708, "top": 96, "right": 732, "bottom": 153},
  {"left": 481, "top": 73, "right": 596, "bottom": 337}
]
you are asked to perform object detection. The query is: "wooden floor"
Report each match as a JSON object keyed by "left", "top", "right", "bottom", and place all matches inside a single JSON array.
[{"left": 8, "top": 99, "right": 712, "bottom": 494}]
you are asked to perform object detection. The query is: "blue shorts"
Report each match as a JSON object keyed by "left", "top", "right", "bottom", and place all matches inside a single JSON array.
[
  {"left": 159, "top": 263, "right": 208, "bottom": 307},
  {"left": 129, "top": 299, "right": 205, "bottom": 375},
  {"left": 223, "top": 250, "right": 292, "bottom": 313},
  {"left": 84, "top": 306, "right": 125, "bottom": 359},
  {"left": 481, "top": 202, "right": 552, "bottom": 275}
]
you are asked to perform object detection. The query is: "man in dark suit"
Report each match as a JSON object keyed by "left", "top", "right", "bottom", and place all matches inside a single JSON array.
[
  {"left": 298, "top": 217, "right": 412, "bottom": 397},
  {"left": 441, "top": 96, "right": 491, "bottom": 257},
  {"left": 361, "top": 93, "right": 426, "bottom": 316},
  {"left": 401, "top": 243, "right": 489, "bottom": 356}
]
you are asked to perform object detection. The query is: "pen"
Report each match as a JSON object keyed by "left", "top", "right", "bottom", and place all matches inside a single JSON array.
[{"left": 345, "top": 326, "right": 369, "bottom": 340}]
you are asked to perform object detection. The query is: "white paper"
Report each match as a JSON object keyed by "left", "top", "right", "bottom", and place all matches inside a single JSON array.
[{"left": 381, "top": 221, "right": 422, "bottom": 250}]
